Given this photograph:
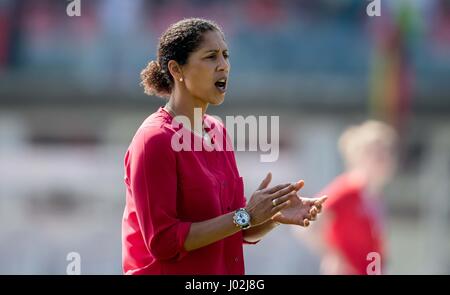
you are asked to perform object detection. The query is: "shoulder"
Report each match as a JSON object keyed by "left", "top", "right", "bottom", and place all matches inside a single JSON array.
[
  {"left": 323, "top": 173, "right": 363, "bottom": 210},
  {"left": 130, "top": 109, "right": 176, "bottom": 153}
]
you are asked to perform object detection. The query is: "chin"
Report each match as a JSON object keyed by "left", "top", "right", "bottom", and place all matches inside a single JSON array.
[{"left": 209, "top": 95, "right": 225, "bottom": 106}]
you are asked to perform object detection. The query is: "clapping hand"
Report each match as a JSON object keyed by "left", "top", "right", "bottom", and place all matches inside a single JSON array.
[{"left": 272, "top": 180, "right": 327, "bottom": 227}]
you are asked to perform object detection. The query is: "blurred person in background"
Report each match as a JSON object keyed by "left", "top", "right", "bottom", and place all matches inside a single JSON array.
[
  {"left": 292, "top": 120, "right": 398, "bottom": 275},
  {"left": 121, "top": 18, "right": 327, "bottom": 275}
]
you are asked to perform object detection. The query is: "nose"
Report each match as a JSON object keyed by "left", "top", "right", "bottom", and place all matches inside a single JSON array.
[{"left": 217, "top": 55, "right": 230, "bottom": 73}]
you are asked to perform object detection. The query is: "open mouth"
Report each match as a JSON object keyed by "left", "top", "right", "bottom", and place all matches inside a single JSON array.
[{"left": 214, "top": 78, "right": 227, "bottom": 93}]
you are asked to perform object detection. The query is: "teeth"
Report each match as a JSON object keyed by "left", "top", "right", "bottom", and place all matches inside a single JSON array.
[{"left": 215, "top": 78, "right": 227, "bottom": 92}]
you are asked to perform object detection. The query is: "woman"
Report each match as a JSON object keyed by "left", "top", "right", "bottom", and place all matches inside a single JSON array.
[
  {"left": 122, "top": 18, "right": 327, "bottom": 275},
  {"left": 294, "top": 120, "right": 397, "bottom": 275}
]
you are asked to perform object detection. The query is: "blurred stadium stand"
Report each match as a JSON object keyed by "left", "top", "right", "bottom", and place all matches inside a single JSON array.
[{"left": 1, "top": 0, "right": 449, "bottom": 108}]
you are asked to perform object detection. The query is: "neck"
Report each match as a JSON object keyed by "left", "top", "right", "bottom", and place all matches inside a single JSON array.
[
  {"left": 348, "top": 168, "right": 383, "bottom": 197},
  {"left": 167, "top": 90, "right": 208, "bottom": 135}
]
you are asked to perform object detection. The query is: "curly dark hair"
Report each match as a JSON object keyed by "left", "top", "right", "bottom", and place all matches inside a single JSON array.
[{"left": 140, "top": 18, "right": 224, "bottom": 98}]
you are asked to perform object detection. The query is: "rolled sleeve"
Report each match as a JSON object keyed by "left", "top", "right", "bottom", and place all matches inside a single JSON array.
[{"left": 129, "top": 127, "right": 192, "bottom": 261}]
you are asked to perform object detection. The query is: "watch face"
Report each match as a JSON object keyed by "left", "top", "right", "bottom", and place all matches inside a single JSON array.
[{"left": 235, "top": 210, "right": 250, "bottom": 225}]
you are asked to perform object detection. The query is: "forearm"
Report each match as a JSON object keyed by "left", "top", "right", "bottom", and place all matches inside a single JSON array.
[
  {"left": 183, "top": 212, "right": 280, "bottom": 251},
  {"left": 183, "top": 211, "right": 241, "bottom": 252},
  {"left": 243, "top": 219, "right": 280, "bottom": 243}
]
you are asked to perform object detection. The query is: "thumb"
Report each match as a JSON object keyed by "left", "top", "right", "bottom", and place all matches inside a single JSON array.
[
  {"left": 257, "top": 172, "right": 272, "bottom": 190},
  {"left": 294, "top": 180, "right": 305, "bottom": 191},
  {"left": 303, "top": 195, "right": 327, "bottom": 206},
  {"left": 315, "top": 195, "right": 328, "bottom": 205}
]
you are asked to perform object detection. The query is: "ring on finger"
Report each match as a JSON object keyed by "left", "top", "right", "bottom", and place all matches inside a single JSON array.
[{"left": 272, "top": 198, "right": 277, "bottom": 207}]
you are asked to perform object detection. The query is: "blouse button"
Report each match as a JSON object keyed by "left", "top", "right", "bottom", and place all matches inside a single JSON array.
[{"left": 234, "top": 257, "right": 239, "bottom": 262}]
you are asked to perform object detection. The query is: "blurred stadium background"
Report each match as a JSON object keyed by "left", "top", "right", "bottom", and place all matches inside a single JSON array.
[{"left": 0, "top": 0, "right": 449, "bottom": 274}]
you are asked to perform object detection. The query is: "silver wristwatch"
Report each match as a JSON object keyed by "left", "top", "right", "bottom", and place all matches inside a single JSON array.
[{"left": 233, "top": 208, "right": 251, "bottom": 230}]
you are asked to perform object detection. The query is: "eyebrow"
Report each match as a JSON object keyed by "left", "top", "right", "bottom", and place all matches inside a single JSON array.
[{"left": 204, "top": 49, "right": 229, "bottom": 54}]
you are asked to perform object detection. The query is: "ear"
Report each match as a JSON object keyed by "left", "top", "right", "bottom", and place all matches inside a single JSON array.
[{"left": 167, "top": 60, "right": 183, "bottom": 82}]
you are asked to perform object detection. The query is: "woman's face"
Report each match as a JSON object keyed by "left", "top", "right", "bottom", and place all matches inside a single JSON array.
[{"left": 180, "top": 30, "right": 230, "bottom": 105}]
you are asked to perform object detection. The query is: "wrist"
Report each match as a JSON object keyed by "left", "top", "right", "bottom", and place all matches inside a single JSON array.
[{"left": 233, "top": 208, "right": 252, "bottom": 230}]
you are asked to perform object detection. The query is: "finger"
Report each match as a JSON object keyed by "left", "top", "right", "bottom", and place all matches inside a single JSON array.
[
  {"left": 271, "top": 199, "right": 291, "bottom": 214},
  {"left": 303, "top": 195, "right": 328, "bottom": 209},
  {"left": 271, "top": 212, "right": 281, "bottom": 220},
  {"left": 314, "top": 203, "right": 322, "bottom": 213},
  {"left": 301, "top": 218, "right": 310, "bottom": 227},
  {"left": 315, "top": 195, "right": 328, "bottom": 205},
  {"left": 309, "top": 207, "right": 318, "bottom": 220},
  {"left": 314, "top": 196, "right": 327, "bottom": 212},
  {"left": 264, "top": 183, "right": 291, "bottom": 194},
  {"left": 273, "top": 191, "right": 297, "bottom": 205},
  {"left": 304, "top": 210, "right": 316, "bottom": 221},
  {"left": 270, "top": 181, "right": 302, "bottom": 199},
  {"left": 302, "top": 198, "right": 317, "bottom": 206},
  {"left": 257, "top": 172, "right": 272, "bottom": 191},
  {"left": 294, "top": 180, "right": 305, "bottom": 192}
]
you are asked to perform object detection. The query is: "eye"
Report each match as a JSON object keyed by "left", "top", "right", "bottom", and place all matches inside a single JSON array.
[
  {"left": 207, "top": 55, "right": 216, "bottom": 59},
  {"left": 223, "top": 52, "right": 229, "bottom": 59}
]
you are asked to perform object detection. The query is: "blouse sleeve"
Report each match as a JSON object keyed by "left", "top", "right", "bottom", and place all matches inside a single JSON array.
[
  {"left": 226, "top": 131, "right": 259, "bottom": 245},
  {"left": 128, "top": 126, "right": 192, "bottom": 261}
]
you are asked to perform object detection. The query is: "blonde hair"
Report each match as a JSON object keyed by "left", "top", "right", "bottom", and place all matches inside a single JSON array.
[{"left": 338, "top": 120, "right": 397, "bottom": 168}]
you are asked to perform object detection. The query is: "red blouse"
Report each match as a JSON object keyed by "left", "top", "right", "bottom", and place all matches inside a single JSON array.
[{"left": 122, "top": 107, "right": 250, "bottom": 275}]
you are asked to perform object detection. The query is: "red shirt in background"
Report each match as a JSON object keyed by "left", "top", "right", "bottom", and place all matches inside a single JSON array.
[
  {"left": 322, "top": 173, "right": 385, "bottom": 275},
  {"left": 122, "top": 107, "right": 250, "bottom": 275}
]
